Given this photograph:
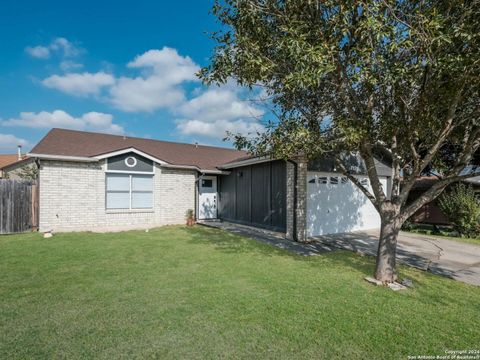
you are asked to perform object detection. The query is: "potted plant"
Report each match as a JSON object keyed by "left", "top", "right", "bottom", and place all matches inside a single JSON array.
[{"left": 185, "top": 209, "right": 195, "bottom": 226}]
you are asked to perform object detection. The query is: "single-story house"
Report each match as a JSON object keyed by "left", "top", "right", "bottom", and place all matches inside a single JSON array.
[
  {"left": 0, "top": 147, "right": 34, "bottom": 179},
  {"left": 408, "top": 176, "right": 480, "bottom": 225},
  {"left": 28, "top": 128, "right": 393, "bottom": 241}
]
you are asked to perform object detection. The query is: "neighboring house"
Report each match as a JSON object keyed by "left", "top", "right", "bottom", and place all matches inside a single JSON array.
[
  {"left": 408, "top": 176, "right": 480, "bottom": 225},
  {"left": 28, "top": 128, "right": 392, "bottom": 241},
  {"left": 0, "top": 149, "right": 34, "bottom": 179}
]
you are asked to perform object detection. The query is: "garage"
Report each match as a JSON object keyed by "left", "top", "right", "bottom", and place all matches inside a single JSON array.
[{"left": 306, "top": 172, "right": 388, "bottom": 237}]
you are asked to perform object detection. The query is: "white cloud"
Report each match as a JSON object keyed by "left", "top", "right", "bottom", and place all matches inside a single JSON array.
[
  {"left": 108, "top": 47, "right": 200, "bottom": 112},
  {"left": 175, "top": 86, "right": 265, "bottom": 139},
  {"left": 2, "top": 110, "right": 124, "bottom": 134},
  {"left": 127, "top": 48, "right": 199, "bottom": 84},
  {"left": 60, "top": 60, "right": 84, "bottom": 71},
  {"left": 41, "top": 47, "right": 200, "bottom": 112},
  {"left": 0, "top": 134, "right": 29, "bottom": 152},
  {"left": 25, "top": 37, "right": 83, "bottom": 60},
  {"left": 50, "top": 37, "right": 81, "bottom": 57},
  {"left": 109, "top": 76, "right": 186, "bottom": 112},
  {"left": 42, "top": 72, "right": 115, "bottom": 96},
  {"left": 34, "top": 46, "right": 267, "bottom": 141},
  {"left": 177, "top": 119, "right": 265, "bottom": 139},
  {"left": 25, "top": 46, "right": 51, "bottom": 59}
]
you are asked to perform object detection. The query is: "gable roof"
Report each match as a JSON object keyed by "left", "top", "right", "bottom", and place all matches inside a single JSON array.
[
  {"left": 0, "top": 154, "right": 26, "bottom": 169},
  {"left": 30, "top": 128, "right": 247, "bottom": 171}
]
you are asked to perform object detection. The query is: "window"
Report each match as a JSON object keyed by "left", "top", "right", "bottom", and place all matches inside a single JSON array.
[
  {"left": 360, "top": 178, "right": 369, "bottom": 186},
  {"left": 106, "top": 174, "right": 153, "bottom": 210},
  {"left": 318, "top": 176, "right": 328, "bottom": 184},
  {"left": 308, "top": 178, "right": 316, "bottom": 184},
  {"left": 330, "top": 176, "right": 339, "bottom": 185},
  {"left": 202, "top": 179, "right": 213, "bottom": 188},
  {"left": 341, "top": 177, "right": 348, "bottom": 184},
  {"left": 125, "top": 156, "right": 137, "bottom": 167}
]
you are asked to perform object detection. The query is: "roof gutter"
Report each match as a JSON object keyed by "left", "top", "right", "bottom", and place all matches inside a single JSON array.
[
  {"left": 28, "top": 152, "right": 230, "bottom": 175},
  {"left": 161, "top": 163, "right": 229, "bottom": 175},
  {"left": 219, "top": 156, "right": 274, "bottom": 169},
  {"left": 27, "top": 153, "right": 99, "bottom": 162}
]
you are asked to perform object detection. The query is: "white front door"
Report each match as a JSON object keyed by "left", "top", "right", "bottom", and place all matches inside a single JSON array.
[{"left": 198, "top": 176, "right": 217, "bottom": 219}]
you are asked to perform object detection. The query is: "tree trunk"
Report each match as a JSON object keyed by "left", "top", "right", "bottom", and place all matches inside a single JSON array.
[{"left": 374, "top": 217, "right": 401, "bottom": 282}]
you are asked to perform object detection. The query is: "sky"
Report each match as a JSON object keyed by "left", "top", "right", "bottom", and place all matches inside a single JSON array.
[{"left": 0, "top": 0, "right": 266, "bottom": 153}]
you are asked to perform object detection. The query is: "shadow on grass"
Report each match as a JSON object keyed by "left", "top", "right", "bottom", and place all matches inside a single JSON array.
[
  {"left": 184, "top": 225, "right": 376, "bottom": 278},
  {"left": 314, "top": 232, "right": 478, "bottom": 284},
  {"left": 185, "top": 225, "right": 478, "bottom": 288}
]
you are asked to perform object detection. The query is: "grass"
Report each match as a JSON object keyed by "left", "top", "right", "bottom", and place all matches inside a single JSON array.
[
  {"left": 0, "top": 226, "right": 479, "bottom": 359},
  {"left": 404, "top": 223, "right": 480, "bottom": 246}
]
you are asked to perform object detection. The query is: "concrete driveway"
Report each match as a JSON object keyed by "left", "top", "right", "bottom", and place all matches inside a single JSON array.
[{"left": 313, "top": 231, "right": 480, "bottom": 286}]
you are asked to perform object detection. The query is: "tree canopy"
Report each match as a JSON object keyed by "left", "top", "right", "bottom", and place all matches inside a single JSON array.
[{"left": 202, "top": 0, "right": 480, "bottom": 281}]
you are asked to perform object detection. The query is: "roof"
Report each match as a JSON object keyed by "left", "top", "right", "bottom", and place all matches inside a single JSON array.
[
  {"left": 30, "top": 128, "right": 247, "bottom": 171},
  {"left": 0, "top": 154, "right": 27, "bottom": 169}
]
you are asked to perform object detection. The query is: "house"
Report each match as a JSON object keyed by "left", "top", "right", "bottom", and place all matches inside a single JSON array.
[
  {"left": 408, "top": 176, "right": 480, "bottom": 225},
  {"left": 0, "top": 147, "right": 34, "bottom": 179},
  {"left": 28, "top": 128, "right": 392, "bottom": 241}
]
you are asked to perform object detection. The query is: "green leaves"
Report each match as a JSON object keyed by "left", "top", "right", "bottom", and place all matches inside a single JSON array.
[
  {"left": 202, "top": 0, "right": 480, "bottom": 168},
  {"left": 438, "top": 184, "right": 480, "bottom": 238}
]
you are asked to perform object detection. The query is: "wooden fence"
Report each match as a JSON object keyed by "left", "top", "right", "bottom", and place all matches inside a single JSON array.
[{"left": 0, "top": 180, "right": 38, "bottom": 235}]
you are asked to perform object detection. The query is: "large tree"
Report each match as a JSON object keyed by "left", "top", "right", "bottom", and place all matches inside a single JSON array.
[{"left": 201, "top": 0, "right": 480, "bottom": 282}]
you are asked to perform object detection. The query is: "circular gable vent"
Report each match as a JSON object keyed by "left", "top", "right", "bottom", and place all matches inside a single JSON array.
[{"left": 125, "top": 156, "right": 137, "bottom": 168}]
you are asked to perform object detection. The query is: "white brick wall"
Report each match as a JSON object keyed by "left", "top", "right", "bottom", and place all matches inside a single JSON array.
[{"left": 39, "top": 160, "right": 196, "bottom": 232}]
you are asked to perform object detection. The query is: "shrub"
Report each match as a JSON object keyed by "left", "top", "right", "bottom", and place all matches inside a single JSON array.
[
  {"left": 401, "top": 220, "right": 414, "bottom": 231},
  {"left": 438, "top": 184, "right": 480, "bottom": 238}
]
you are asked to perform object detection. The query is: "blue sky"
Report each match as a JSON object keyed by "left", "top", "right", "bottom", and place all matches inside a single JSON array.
[{"left": 0, "top": 0, "right": 266, "bottom": 153}]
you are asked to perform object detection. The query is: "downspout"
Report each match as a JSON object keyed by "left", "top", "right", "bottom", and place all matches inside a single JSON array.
[
  {"left": 34, "top": 158, "right": 41, "bottom": 231},
  {"left": 194, "top": 172, "right": 202, "bottom": 221},
  {"left": 287, "top": 159, "right": 298, "bottom": 242}
]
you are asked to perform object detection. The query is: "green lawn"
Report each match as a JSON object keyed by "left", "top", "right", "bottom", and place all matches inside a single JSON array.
[{"left": 0, "top": 226, "right": 478, "bottom": 359}]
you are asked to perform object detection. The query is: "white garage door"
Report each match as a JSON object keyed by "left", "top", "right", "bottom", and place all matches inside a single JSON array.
[{"left": 306, "top": 172, "right": 388, "bottom": 237}]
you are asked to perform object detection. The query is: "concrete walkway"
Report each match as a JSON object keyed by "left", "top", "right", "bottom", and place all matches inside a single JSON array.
[
  {"left": 313, "top": 230, "right": 480, "bottom": 286},
  {"left": 200, "top": 220, "right": 480, "bottom": 286}
]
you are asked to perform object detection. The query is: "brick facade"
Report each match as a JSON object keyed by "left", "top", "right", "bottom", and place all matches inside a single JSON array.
[
  {"left": 38, "top": 160, "right": 196, "bottom": 232},
  {"left": 285, "top": 158, "right": 308, "bottom": 242}
]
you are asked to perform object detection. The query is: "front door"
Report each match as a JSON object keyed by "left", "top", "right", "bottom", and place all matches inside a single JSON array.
[{"left": 198, "top": 176, "right": 217, "bottom": 219}]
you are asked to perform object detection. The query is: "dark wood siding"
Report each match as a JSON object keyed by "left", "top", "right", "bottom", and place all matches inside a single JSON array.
[
  {"left": 270, "top": 161, "right": 287, "bottom": 230},
  {"left": 251, "top": 162, "right": 271, "bottom": 227},
  {"left": 107, "top": 152, "right": 153, "bottom": 172},
  {"left": 219, "top": 170, "right": 236, "bottom": 220},
  {"left": 235, "top": 166, "right": 251, "bottom": 222},
  {"left": 308, "top": 155, "right": 392, "bottom": 177},
  {"left": 408, "top": 190, "right": 450, "bottom": 225},
  {"left": 218, "top": 160, "right": 286, "bottom": 232}
]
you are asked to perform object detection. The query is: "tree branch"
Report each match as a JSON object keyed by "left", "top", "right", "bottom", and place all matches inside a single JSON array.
[
  {"left": 399, "top": 87, "right": 464, "bottom": 205},
  {"left": 402, "top": 170, "right": 480, "bottom": 221},
  {"left": 335, "top": 157, "right": 379, "bottom": 210},
  {"left": 360, "top": 143, "right": 387, "bottom": 203}
]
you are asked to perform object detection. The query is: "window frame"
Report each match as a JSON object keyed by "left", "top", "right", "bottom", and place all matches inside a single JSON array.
[
  {"left": 201, "top": 179, "right": 213, "bottom": 188},
  {"left": 105, "top": 166, "right": 155, "bottom": 211}
]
